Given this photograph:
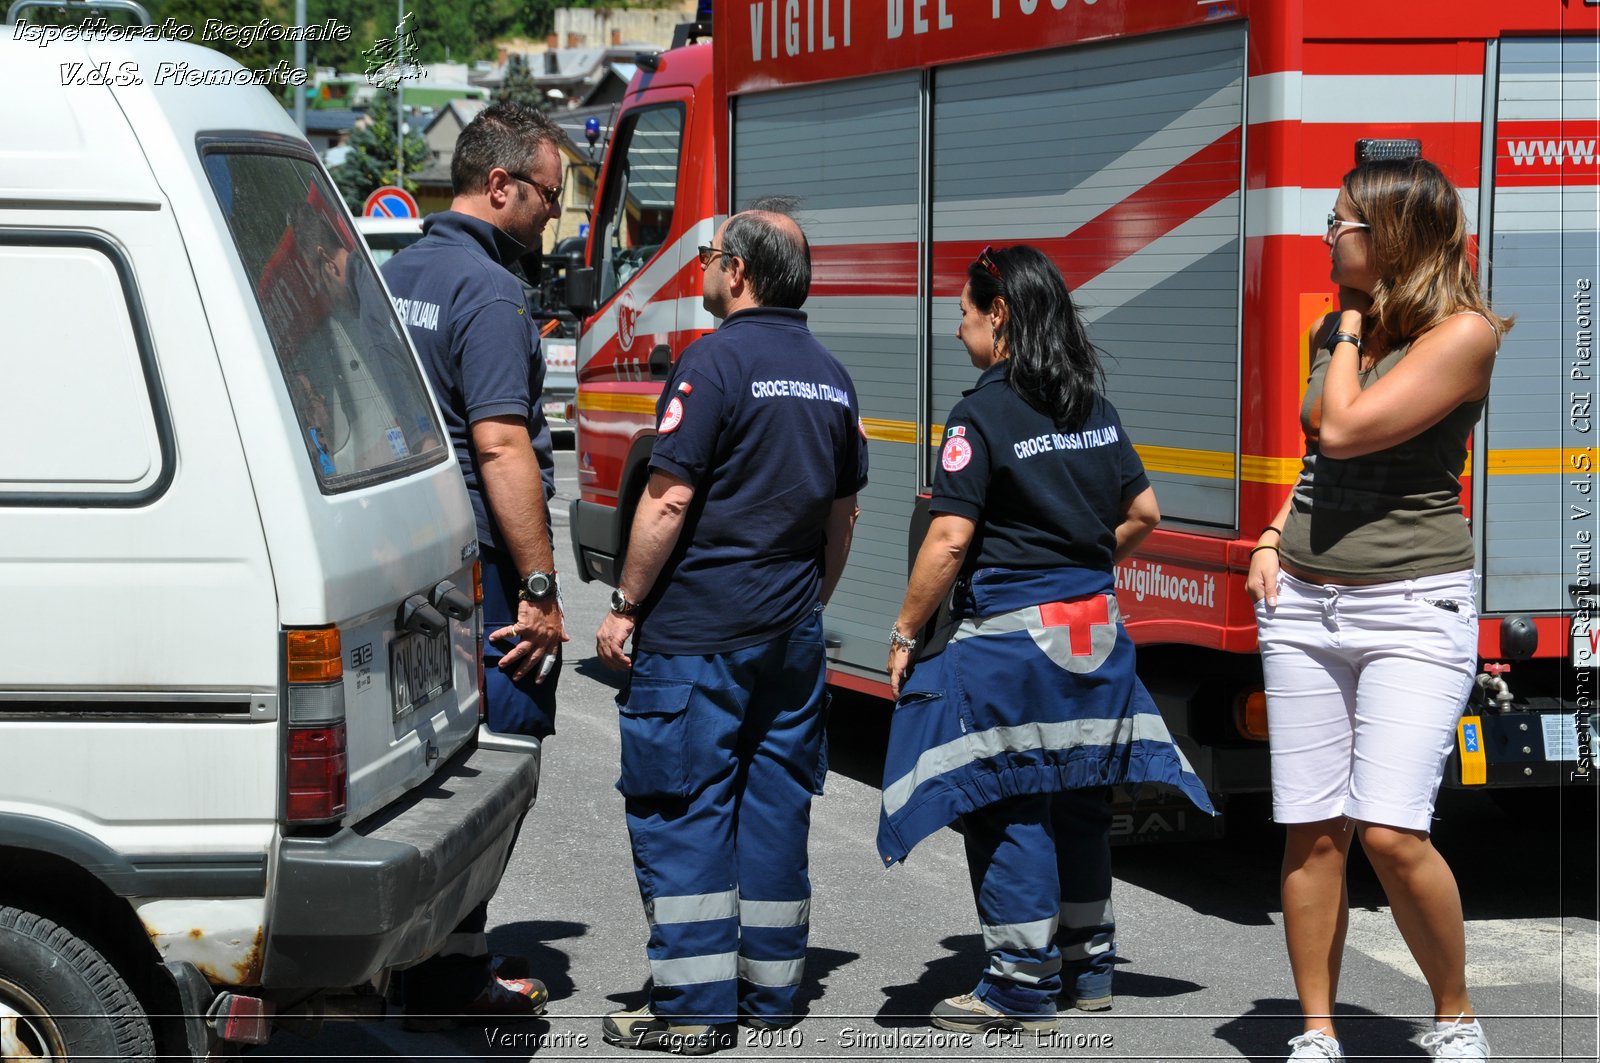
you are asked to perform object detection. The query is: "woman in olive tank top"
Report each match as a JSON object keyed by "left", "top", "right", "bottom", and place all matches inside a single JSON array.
[{"left": 1248, "top": 159, "right": 1512, "bottom": 1063}]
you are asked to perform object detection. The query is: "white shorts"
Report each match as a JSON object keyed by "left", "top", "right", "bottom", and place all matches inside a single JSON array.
[{"left": 1256, "top": 569, "right": 1479, "bottom": 832}]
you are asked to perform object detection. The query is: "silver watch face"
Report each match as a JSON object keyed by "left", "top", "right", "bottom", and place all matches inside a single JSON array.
[
  {"left": 611, "top": 589, "right": 631, "bottom": 614},
  {"left": 524, "top": 572, "right": 554, "bottom": 598}
]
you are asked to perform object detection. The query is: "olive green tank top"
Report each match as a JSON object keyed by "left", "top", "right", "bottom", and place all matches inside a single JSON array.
[{"left": 1278, "top": 332, "right": 1486, "bottom": 582}]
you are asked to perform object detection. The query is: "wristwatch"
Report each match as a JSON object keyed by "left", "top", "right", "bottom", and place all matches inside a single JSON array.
[
  {"left": 610, "top": 588, "right": 638, "bottom": 617},
  {"left": 519, "top": 570, "right": 558, "bottom": 603}
]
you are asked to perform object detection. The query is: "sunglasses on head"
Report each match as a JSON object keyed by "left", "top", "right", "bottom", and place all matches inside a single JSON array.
[{"left": 975, "top": 244, "right": 1003, "bottom": 280}]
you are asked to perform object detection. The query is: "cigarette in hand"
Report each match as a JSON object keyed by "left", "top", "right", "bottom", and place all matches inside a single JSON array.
[{"left": 537, "top": 653, "right": 557, "bottom": 681}]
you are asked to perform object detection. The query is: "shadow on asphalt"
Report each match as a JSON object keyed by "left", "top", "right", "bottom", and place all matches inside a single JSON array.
[
  {"left": 485, "top": 918, "right": 587, "bottom": 1003},
  {"left": 574, "top": 654, "right": 626, "bottom": 691},
  {"left": 1215, "top": 999, "right": 1428, "bottom": 1062}
]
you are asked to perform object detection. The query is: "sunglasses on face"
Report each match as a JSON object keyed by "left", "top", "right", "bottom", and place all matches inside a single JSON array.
[
  {"left": 1326, "top": 212, "right": 1370, "bottom": 236},
  {"left": 504, "top": 170, "right": 563, "bottom": 206},
  {"left": 975, "top": 244, "right": 1003, "bottom": 280},
  {"left": 697, "top": 244, "right": 730, "bottom": 267}
]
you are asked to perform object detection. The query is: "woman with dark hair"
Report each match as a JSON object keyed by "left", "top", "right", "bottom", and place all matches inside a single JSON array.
[
  {"left": 876, "top": 244, "right": 1212, "bottom": 1033},
  {"left": 1249, "top": 158, "right": 1510, "bottom": 1063}
]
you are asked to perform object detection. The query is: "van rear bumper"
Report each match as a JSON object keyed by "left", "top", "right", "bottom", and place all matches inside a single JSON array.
[{"left": 260, "top": 737, "right": 540, "bottom": 988}]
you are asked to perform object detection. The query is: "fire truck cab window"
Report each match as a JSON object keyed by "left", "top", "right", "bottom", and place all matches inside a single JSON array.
[{"left": 595, "top": 104, "right": 684, "bottom": 303}]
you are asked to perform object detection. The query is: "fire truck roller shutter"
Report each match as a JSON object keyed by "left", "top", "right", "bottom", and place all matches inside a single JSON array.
[
  {"left": 1482, "top": 38, "right": 1600, "bottom": 614},
  {"left": 931, "top": 23, "right": 1247, "bottom": 532},
  {"left": 732, "top": 72, "right": 924, "bottom": 677}
]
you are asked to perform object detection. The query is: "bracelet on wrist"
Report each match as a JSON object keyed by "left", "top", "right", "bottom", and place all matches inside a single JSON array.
[
  {"left": 1329, "top": 331, "right": 1363, "bottom": 352},
  {"left": 1250, "top": 544, "right": 1280, "bottom": 557},
  {"left": 888, "top": 628, "right": 917, "bottom": 652},
  {"left": 1260, "top": 524, "right": 1283, "bottom": 538}
]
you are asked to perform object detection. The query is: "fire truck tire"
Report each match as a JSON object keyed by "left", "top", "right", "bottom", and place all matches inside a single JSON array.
[{"left": 0, "top": 904, "right": 155, "bottom": 1061}]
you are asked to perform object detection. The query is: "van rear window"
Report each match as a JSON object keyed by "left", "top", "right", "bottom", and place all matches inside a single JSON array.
[{"left": 202, "top": 150, "right": 445, "bottom": 491}]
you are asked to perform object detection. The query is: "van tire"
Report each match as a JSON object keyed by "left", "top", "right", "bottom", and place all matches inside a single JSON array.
[{"left": 0, "top": 905, "right": 155, "bottom": 1061}]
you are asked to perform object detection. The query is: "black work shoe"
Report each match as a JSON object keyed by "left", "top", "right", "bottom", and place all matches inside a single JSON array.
[
  {"left": 738, "top": 1012, "right": 800, "bottom": 1030},
  {"left": 930, "top": 993, "right": 1058, "bottom": 1034},
  {"left": 602, "top": 1005, "right": 734, "bottom": 1055}
]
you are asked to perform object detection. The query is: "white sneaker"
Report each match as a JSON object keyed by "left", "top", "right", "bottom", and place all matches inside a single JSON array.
[
  {"left": 1286, "top": 1029, "right": 1345, "bottom": 1061},
  {"left": 1420, "top": 1016, "right": 1490, "bottom": 1060}
]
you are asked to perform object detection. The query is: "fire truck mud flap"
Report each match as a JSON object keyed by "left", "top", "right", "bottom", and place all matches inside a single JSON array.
[{"left": 261, "top": 740, "right": 539, "bottom": 988}]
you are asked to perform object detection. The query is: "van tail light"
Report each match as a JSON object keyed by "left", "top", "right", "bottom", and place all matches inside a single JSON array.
[
  {"left": 473, "top": 561, "right": 486, "bottom": 722},
  {"left": 210, "top": 991, "right": 273, "bottom": 1044},
  {"left": 284, "top": 627, "right": 348, "bottom": 824}
]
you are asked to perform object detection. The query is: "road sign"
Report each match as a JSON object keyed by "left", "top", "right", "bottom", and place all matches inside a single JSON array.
[{"left": 363, "top": 185, "right": 419, "bottom": 219}]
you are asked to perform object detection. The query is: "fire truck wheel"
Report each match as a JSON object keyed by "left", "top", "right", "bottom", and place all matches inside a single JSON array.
[{"left": 0, "top": 905, "right": 155, "bottom": 1061}]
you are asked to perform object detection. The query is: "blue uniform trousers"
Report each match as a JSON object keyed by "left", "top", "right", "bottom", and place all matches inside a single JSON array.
[
  {"left": 618, "top": 609, "right": 827, "bottom": 1025},
  {"left": 962, "top": 788, "right": 1116, "bottom": 1016}
]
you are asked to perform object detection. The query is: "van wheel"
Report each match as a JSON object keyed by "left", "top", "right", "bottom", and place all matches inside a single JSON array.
[{"left": 0, "top": 906, "right": 154, "bottom": 1061}]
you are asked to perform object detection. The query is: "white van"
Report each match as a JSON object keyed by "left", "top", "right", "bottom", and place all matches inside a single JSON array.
[{"left": 0, "top": 28, "right": 538, "bottom": 1062}]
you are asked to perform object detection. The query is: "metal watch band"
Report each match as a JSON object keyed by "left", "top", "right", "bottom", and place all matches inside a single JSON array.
[{"left": 888, "top": 628, "right": 917, "bottom": 651}]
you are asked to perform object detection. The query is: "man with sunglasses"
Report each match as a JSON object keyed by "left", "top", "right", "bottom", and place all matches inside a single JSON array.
[
  {"left": 381, "top": 99, "right": 567, "bottom": 1030},
  {"left": 595, "top": 207, "right": 868, "bottom": 1052}
]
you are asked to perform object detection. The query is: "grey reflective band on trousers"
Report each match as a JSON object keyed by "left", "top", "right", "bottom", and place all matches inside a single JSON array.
[
  {"left": 649, "top": 889, "right": 739, "bottom": 925},
  {"left": 738, "top": 956, "right": 805, "bottom": 987},
  {"left": 981, "top": 914, "right": 1058, "bottom": 951},
  {"left": 650, "top": 951, "right": 739, "bottom": 987},
  {"left": 739, "top": 898, "right": 810, "bottom": 928}
]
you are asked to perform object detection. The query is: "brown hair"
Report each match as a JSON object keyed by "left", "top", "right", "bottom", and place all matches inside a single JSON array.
[
  {"left": 451, "top": 101, "right": 567, "bottom": 196},
  {"left": 1342, "top": 158, "right": 1513, "bottom": 355}
]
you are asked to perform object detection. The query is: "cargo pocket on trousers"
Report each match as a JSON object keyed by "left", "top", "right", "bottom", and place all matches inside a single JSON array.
[
  {"left": 810, "top": 691, "right": 833, "bottom": 796},
  {"left": 616, "top": 676, "right": 696, "bottom": 799}
]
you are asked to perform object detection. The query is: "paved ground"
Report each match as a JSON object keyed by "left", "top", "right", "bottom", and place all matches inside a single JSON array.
[{"left": 263, "top": 450, "right": 1600, "bottom": 1061}]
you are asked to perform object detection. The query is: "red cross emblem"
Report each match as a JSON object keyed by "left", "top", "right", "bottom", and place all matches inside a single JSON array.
[{"left": 1037, "top": 596, "right": 1112, "bottom": 656}]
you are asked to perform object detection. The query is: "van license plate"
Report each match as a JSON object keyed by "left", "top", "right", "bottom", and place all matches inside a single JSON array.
[{"left": 391, "top": 630, "right": 453, "bottom": 718}]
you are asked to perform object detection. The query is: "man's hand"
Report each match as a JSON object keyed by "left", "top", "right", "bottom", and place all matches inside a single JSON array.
[
  {"left": 887, "top": 643, "right": 914, "bottom": 699},
  {"left": 596, "top": 612, "right": 636, "bottom": 670},
  {"left": 489, "top": 597, "right": 567, "bottom": 683}
]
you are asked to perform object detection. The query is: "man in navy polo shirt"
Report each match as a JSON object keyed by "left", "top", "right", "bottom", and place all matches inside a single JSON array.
[
  {"left": 595, "top": 208, "right": 868, "bottom": 1052},
  {"left": 381, "top": 101, "right": 566, "bottom": 1027}
]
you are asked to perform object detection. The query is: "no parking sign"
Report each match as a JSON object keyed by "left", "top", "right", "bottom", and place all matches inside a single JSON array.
[{"left": 363, "top": 185, "right": 419, "bottom": 219}]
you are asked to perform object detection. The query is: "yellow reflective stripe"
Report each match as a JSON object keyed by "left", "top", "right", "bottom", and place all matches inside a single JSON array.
[
  {"left": 577, "top": 392, "right": 657, "bottom": 415},
  {"left": 1457, "top": 716, "right": 1487, "bottom": 786},
  {"left": 1488, "top": 448, "right": 1599, "bottom": 476},
  {"left": 862, "top": 417, "right": 918, "bottom": 444},
  {"left": 575, "top": 401, "right": 1592, "bottom": 483},
  {"left": 1241, "top": 454, "right": 1301, "bottom": 486},
  {"left": 1135, "top": 444, "right": 1233, "bottom": 479}
]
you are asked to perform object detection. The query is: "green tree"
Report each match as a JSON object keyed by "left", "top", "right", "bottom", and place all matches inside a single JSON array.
[
  {"left": 495, "top": 52, "right": 544, "bottom": 110},
  {"left": 332, "top": 89, "right": 430, "bottom": 211},
  {"left": 145, "top": 0, "right": 293, "bottom": 67}
]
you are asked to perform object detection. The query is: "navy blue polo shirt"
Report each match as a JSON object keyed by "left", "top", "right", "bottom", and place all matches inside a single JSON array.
[
  {"left": 931, "top": 362, "right": 1148, "bottom": 574},
  {"left": 638, "top": 307, "right": 870, "bottom": 655},
  {"left": 381, "top": 211, "right": 555, "bottom": 551}
]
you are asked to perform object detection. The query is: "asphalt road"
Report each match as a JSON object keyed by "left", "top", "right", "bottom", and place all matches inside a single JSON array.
[{"left": 263, "top": 449, "right": 1599, "bottom": 1062}]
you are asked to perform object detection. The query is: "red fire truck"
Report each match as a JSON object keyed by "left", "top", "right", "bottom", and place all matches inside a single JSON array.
[{"left": 566, "top": 0, "right": 1599, "bottom": 830}]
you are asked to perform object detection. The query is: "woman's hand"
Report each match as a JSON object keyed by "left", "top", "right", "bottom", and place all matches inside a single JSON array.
[
  {"left": 888, "top": 643, "right": 914, "bottom": 699},
  {"left": 1336, "top": 285, "right": 1373, "bottom": 318},
  {"left": 1247, "top": 547, "right": 1281, "bottom": 608}
]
